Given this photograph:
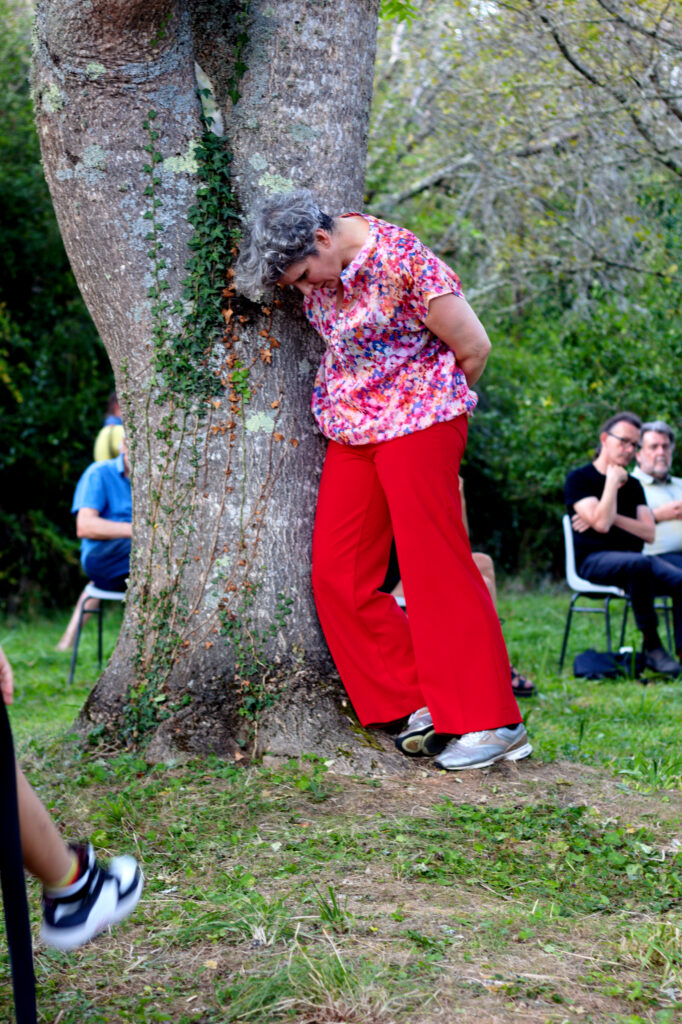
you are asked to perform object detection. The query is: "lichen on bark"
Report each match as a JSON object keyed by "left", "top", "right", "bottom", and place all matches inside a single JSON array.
[{"left": 33, "top": 0, "right": 386, "bottom": 771}]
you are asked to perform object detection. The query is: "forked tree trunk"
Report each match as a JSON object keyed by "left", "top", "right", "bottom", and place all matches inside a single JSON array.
[{"left": 32, "top": 0, "right": 398, "bottom": 769}]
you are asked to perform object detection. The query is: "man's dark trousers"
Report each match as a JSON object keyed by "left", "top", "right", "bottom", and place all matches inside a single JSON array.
[{"left": 581, "top": 550, "right": 682, "bottom": 648}]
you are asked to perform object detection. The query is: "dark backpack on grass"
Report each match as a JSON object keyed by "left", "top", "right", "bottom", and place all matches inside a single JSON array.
[{"left": 573, "top": 648, "right": 644, "bottom": 680}]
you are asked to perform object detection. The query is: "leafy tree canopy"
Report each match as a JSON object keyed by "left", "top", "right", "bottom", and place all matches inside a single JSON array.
[{"left": 368, "top": 0, "right": 682, "bottom": 573}]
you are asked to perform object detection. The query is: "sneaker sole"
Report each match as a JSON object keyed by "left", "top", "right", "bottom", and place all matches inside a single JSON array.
[
  {"left": 435, "top": 741, "right": 533, "bottom": 772},
  {"left": 395, "top": 728, "right": 447, "bottom": 757}
]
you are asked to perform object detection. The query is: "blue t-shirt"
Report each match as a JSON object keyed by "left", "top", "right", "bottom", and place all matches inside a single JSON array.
[{"left": 72, "top": 454, "right": 131, "bottom": 576}]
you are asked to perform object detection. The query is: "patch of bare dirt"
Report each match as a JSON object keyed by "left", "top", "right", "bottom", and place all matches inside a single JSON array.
[{"left": 319, "top": 741, "right": 682, "bottom": 829}]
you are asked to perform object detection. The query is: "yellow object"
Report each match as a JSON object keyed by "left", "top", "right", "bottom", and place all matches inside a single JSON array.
[
  {"left": 93, "top": 424, "right": 124, "bottom": 461},
  {"left": 52, "top": 851, "right": 80, "bottom": 890}
]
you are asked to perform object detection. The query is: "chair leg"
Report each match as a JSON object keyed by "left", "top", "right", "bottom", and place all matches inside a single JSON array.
[
  {"left": 618, "top": 600, "right": 630, "bottom": 649},
  {"left": 604, "top": 596, "right": 613, "bottom": 653},
  {"left": 559, "top": 594, "right": 578, "bottom": 672},
  {"left": 97, "top": 602, "right": 104, "bottom": 669},
  {"left": 67, "top": 597, "right": 92, "bottom": 686},
  {"left": 663, "top": 598, "right": 673, "bottom": 653}
]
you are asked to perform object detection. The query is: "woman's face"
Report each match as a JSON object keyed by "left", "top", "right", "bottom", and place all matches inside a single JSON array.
[{"left": 279, "top": 229, "right": 342, "bottom": 297}]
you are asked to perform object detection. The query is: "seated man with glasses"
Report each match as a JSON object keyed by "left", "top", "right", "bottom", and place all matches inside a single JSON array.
[{"left": 565, "top": 410, "right": 682, "bottom": 677}]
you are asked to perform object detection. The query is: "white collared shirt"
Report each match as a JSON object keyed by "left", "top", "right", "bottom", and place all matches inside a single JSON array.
[{"left": 632, "top": 466, "right": 682, "bottom": 555}]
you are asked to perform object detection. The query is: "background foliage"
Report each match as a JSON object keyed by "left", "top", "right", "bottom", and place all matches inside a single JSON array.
[
  {"left": 0, "top": 0, "right": 112, "bottom": 610},
  {"left": 1, "top": 0, "right": 681, "bottom": 607},
  {"left": 366, "top": 0, "right": 682, "bottom": 574}
]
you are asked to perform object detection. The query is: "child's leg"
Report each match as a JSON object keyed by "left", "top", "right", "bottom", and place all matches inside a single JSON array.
[
  {"left": 16, "top": 765, "right": 75, "bottom": 886},
  {"left": 472, "top": 552, "right": 497, "bottom": 608},
  {"left": 56, "top": 588, "right": 99, "bottom": 651}
]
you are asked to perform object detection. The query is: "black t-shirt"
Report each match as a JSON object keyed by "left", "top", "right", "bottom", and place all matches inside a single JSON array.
[{"left": 564, "top": 463, "right": 647, "bottom": 569}]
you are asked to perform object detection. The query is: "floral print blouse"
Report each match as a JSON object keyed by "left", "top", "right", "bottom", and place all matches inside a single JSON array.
[{"left": 304, "top": 213, "right": 478, "bottom": 445}]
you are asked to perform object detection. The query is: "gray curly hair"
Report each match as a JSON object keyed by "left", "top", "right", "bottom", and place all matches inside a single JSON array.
[
  {"left": 234, "top": 189, "right": 335, "bottom": 298},
  {"left": 641, "top": 420, "right": 675, "bottom": 448}
]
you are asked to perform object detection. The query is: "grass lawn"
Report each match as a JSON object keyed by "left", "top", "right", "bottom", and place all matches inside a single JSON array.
[{"left": 1, "top": 587, "right": 681, "bottom": 1023}]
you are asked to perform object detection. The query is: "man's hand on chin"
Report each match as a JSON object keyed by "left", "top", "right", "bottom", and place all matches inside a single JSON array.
[{"left": 605, "top": 463, "right": 628, "bottom": 486}]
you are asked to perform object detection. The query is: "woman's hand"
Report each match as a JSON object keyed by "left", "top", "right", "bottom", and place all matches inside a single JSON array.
[{"left": 424, "top": 294, "right": 491, "bottom": 385}]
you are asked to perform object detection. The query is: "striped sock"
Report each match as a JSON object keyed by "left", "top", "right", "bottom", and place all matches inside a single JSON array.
[
  {"left": 50, "top": 852, "right": 80, "bottom": 890},
  {"left": 44, "top": 845, "right": 93, "bottom": 898}
]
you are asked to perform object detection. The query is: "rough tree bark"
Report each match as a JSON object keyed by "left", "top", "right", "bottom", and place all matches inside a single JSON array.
[{"left": 32, "top": 0, "right": 399, "bottom": 770}]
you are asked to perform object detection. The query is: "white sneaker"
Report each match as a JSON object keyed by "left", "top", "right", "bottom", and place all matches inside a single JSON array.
[
  {"left": 434, "top": 723, "right": 532, "bottom": 771},
  {"left": 40, "top": 843, "right": 143, "bottom": 950}
]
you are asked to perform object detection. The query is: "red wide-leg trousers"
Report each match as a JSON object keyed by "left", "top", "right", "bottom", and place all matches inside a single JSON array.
[{"left": 312, "top": 416, "right": 521, "bottom": 734}]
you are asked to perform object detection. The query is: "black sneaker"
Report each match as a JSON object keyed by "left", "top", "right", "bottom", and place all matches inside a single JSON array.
[
  {"left": 394, "top": 706, "right": 447, "bottom": 757},
  {"left": 40, "top": 843, "right": 143, "bottom": 951},
  {"left": 643, "top": 647, "right": 682, "bottom": 677}
]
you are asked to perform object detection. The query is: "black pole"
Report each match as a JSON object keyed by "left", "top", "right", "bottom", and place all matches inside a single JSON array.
[{"left": 0, "top": 699, "right": 37, "bottom": 1024}]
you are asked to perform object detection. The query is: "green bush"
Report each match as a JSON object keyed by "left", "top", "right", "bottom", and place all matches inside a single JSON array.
[
  {"left": 466, "top": 208, "right": 682, "bottom": 575},
  {"left": 0, "top": 1, "right": 113, "bottom": 610}
]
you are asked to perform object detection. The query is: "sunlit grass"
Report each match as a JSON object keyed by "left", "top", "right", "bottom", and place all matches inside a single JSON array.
[
  {"left": 1, "top": 605, "right": 124, "bottom": 749},
  {"left": 499, "top": 585, "right": 682, "bottom": 790}
]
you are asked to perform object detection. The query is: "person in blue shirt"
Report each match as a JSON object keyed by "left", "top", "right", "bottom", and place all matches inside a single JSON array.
[
  {"left": 56, "top": 440, "right": 131, "bottom": 651},
  {"left": 73, "top": 444, "right": 131, "bottom": 589}
]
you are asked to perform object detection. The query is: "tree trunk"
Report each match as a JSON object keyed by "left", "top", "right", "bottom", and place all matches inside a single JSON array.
[{"left": 32, "top": 0, "right": 399, "bottom": 770}]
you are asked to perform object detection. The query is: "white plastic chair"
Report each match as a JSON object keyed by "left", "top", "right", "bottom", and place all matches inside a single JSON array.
[
  {"left": 67, "top": 582, "right": 125, "bottom": 685},
  {"left": 558, "top": 515, "right": 629, "bottom": 671},
  {"left": 559, "top": 515, "right": 674, "bottom": 670}
]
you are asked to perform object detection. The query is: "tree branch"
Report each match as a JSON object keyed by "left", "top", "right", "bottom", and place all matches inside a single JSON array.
[
  {"left": 594, "top": 0, "right": 682, "bottom": 51},
  {"left": 527, "top": 0, "right": 682, "bottom": 177}
]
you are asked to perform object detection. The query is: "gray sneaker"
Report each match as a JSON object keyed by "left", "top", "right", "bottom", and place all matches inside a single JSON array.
[
  {"left": 394, "top": 707, "right": 447, "bottom": 757},
  {"left": 644, "top": 647, "right": 682, "bottom": 677},
  {"left": 434, "top": 723, "right": 532, "bottom": 771}
]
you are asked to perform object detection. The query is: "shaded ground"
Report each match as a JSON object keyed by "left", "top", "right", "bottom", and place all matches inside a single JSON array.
[
  {"left": 3, "top": 598, "right": 682, "bottom": 1022},
  {"left": 317, "top": 738, "right": 682, "bottom": 822}
]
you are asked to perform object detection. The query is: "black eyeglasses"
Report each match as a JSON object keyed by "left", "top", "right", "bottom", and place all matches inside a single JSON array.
[{"left": 607, "top": 431, "right": 641, "bottom": 450}]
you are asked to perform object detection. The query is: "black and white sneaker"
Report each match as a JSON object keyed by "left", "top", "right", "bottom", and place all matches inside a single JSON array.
[
  {"left": 394, "top": 706, "right": 447, "bottom": 757},
  {"left": 40, "top": 843, "right": 143, "bottom": 951}
]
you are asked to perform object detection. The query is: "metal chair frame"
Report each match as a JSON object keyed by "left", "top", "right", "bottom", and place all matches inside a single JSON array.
[
  {"left": 559, "top": 515, "right": 673, "bottom": 671},
  {"left": 67, "top": 582, "right": 125, "bottom": 686},
  {"left": 559, "top": 516, "right": 629, "bottom": 671}
]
